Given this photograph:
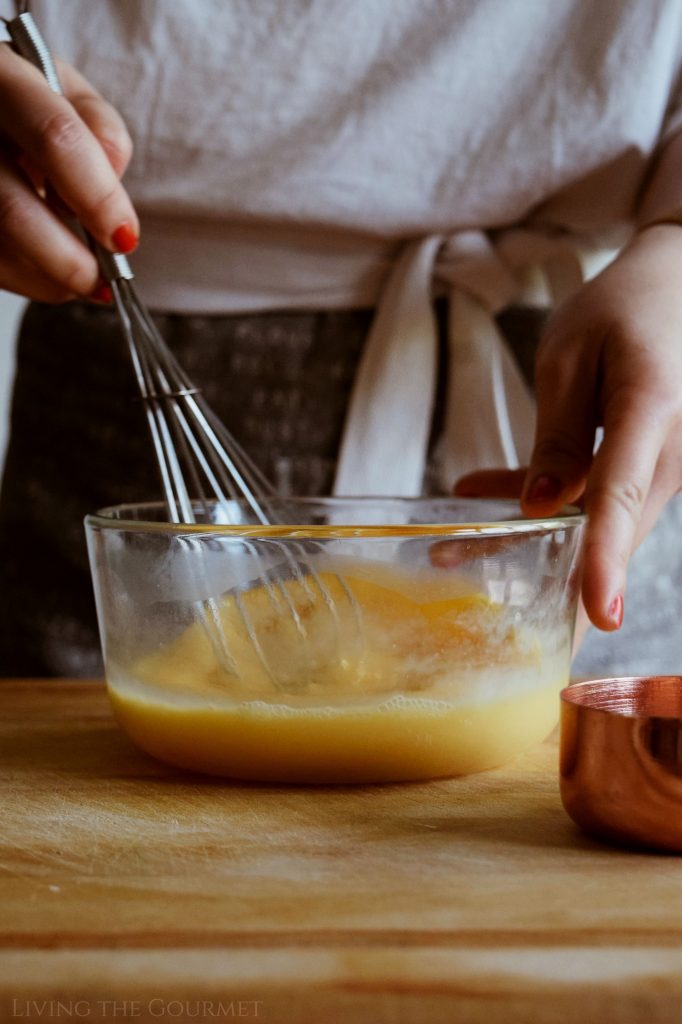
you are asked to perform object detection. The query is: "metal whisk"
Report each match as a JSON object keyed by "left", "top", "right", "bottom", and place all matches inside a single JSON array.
[
  {"left": 9, "top": 8, "right": 362, "bottom": 690},
  {"left": 109, "top": 265, "right": 277, "bottom": 529},
  {"left": 7, "top": 7, "right": 272, "bottom": 527}
]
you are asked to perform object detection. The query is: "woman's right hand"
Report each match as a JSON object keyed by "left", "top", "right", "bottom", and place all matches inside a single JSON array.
[{"left": 0, "top": 42, "right": 138, "bottom": 302}]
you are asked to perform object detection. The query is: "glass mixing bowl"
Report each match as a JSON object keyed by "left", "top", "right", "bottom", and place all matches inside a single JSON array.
[{"left": 85, "top": 497, "right": 585, "bottom": 782}]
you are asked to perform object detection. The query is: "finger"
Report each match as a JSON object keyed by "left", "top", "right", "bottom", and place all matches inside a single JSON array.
[
  {"left": 553, "top": 475, "right": 673, "bottom": 659},
  {"left": 0, "top": 151, "right": 99, "bottom": 294},
  {"left": 58, "top": 61, "right": 133, "bottom": 178},
  {"left": 0, "top": 250, "right": 77, "bottom": 302},
  {"left": 0, "top": 47, "right": 138, "bottom": 253},
  {"left": 521, "top": 336, "right": 599, "bottom": 516},
  {"left": 454, "top": 468, "right": 527, "bottom": 499},
  {"left": 580, "top": 389, "right": 668, "bottom": 631}
]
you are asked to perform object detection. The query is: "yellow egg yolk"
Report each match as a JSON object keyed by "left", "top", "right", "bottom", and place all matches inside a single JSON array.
[{"left": 107, "top": 564, "right": 569, "bottom": 782}]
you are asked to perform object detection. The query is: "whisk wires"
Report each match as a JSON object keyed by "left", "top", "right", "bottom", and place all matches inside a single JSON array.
[{"left": 111, "top": 277, "right": 274, "bottom": 527}]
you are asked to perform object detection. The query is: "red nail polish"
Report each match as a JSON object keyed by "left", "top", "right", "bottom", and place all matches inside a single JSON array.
[
  {"left": 91, "top": 282, "right": 113, "bottom": 304},
  {"left": 607, "top": 593, "right": 624, "bottom": 629},
  {"left": 112, "top": 222, "right": 138, "bottom": 254},
  {"left": 526, "top": 474, "right": 561, "bottom": 504}
]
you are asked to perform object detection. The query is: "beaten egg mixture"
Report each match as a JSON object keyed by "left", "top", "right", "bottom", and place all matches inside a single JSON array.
[{"left": 107, "top": 564, "right": 568, "bottom": 781}]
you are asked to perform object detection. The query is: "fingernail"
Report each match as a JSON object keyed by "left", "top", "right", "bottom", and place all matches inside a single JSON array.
[
  {"left": 90, "top": 281, "right": 113, "bottom": 304},
  {"left": 112, "top": 221, "right": 138, "bottom": 254},
  {"left": 525, "top": 474, "right": 561, "bottom": 504},
  {"left": 607, "top": 593, "right": 624, "bottom": 630}
]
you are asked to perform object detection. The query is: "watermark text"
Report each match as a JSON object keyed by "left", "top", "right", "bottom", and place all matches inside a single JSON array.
[{"left": 11, "top": 999, "right": 264, "bottom": 1019}]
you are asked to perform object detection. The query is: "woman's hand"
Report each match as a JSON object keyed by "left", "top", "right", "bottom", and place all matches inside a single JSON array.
[
  {"left": 0, "top": 43, "right": 138, "bottom": 302},
  {"left": 456, "top": 223, "right": 682, "bottom": 634}
]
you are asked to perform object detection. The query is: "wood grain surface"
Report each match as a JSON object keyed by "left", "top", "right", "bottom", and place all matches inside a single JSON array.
[{"left": 1, "top": 678, "right": 682, "bottom": 1024}]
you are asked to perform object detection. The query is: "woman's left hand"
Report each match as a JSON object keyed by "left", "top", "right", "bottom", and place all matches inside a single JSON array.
[{"left": 455, "top": 223, "right": 682, "bottom": 634}]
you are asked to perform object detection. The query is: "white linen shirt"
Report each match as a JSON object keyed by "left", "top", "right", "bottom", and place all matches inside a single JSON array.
[{"left": 5, "top": 0, "right": 682, "bottom": 492}]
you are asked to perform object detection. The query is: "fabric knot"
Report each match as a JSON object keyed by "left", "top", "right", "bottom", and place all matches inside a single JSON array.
[
  {"left": 333, "top": 227, "right": 586, "bottom": 497},
  {"left": 434, "top": 230, "right": 519, "bottom": 313}
]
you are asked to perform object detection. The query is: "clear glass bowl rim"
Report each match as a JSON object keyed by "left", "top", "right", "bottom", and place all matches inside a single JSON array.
[{"left": 85, "top": 496, "right": 585, "bottom": 540}]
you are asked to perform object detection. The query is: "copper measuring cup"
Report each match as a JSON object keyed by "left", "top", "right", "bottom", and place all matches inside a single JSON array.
[{"left": 560, "top": 676, "right": 682, "bottom": 852}]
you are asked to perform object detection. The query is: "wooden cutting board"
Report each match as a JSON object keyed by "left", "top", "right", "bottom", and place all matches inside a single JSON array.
[{"left": 2, "top": 678, "right": 682, "bottom": 1024}]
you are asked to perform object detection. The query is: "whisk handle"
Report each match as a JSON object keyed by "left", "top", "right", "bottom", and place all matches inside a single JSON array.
[
  {"left": 95, "top": 247, "right": 134, "bottom": 283},
  {"left": 6, "top": 10, "right": 134, "bottom": 284},
  {"left": 6, "top": 11, "right": 62, "bottom": 93}
]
